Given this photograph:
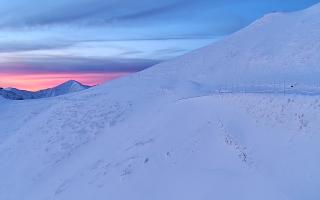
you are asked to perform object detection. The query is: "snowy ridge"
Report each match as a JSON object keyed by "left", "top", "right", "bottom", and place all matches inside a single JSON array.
[
  {"left": 0, "top": 88, "right": 23, "bottom": 100},
  {"left": 142, "top": 2, "right": 320, "bottom": 86},
  {"left": 1, "top": 3, "right": 320, "bottom": 200},
  {"left": 2, "top": 80, "right": 91, "bottom": 100}
]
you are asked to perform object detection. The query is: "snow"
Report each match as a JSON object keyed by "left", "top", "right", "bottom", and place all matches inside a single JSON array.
[
  {"left": 2, "top": 93, "right": 320, "bottom": 200},
  {"left": 1, "top": 3, "right": 320, "bottom": 200}
]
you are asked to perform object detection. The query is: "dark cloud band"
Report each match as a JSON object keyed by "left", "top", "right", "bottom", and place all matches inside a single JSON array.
[{"left": 0, "top": 56, "right": 161, "bottom": 74}]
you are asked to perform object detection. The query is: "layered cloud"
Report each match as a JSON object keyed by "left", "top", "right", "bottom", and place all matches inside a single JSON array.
[{"left": 0, "top": 56, "right": 160, "bottom": 73}]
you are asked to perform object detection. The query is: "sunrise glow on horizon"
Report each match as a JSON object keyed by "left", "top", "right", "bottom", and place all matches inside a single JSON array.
[{"left": 0, "top": 72, "right": 129, "bottom": 91}]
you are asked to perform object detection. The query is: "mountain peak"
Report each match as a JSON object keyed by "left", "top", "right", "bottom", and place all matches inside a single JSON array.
[
  {"left": 36, "top": 80, "right": 91, "bottom": 98},
  {"left": 57, "top": 80, "right": 83, "bottom": 87},
  {"left": 54, "top": 80, "right": 90, "bottom": 90},
  {"left": 63, "top": 80, "right": 81, "bottom": 85}
]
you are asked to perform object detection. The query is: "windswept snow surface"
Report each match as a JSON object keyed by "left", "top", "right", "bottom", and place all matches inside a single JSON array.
[{"left": 1, "top": 3, "right": 320, "bottom": 200}]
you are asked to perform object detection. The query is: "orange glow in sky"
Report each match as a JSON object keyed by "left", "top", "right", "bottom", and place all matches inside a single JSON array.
[{"left": 0, "top": 72, "right": 129, "bottom": 91}]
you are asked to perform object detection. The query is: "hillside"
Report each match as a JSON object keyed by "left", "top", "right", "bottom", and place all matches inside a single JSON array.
[
  {"left": 1, "top": 3, "right": 320, "bottom": 200},
  {"left": 142, "top": 3, "right": 320, "bottom": 87}
]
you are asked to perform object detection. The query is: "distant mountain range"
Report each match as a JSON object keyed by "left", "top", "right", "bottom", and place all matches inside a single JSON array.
[
  {"left": 0, "top": 88, "right": 24, "bottom": 100},
  {"left": 0, "top": 80, "right": 91, "bottom": 100}
]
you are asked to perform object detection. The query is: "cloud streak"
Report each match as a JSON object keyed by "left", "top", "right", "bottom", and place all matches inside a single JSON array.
[
  {"left": 0, "top": 0, "right": 190, "bottom": 28},
  {"left": 0, "top": 56, "right": 160, "bottom": 73}
]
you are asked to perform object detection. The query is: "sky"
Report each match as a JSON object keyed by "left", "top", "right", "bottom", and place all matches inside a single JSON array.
[{"left": 0, "top": 0, "right": 319, "bottom": 90}]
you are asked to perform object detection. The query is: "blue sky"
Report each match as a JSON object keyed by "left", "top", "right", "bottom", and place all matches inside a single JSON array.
[{"left": 0, "top": 0, "right": 319, "bottom": 76}]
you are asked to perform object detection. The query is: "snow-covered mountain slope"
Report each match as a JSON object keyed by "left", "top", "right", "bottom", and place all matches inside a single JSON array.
[
  {"left": 1, "top": 91, "right": 320, "bottom": 200},
  {"left": 4, "top": 80, "right": 91, "bottom": 100},
  {"left": 142, "top": 3, "right": 320, "bottom": 86},
  {"left": 1, "top": 3, "right": 320, "bottom": 200},
  {"left": 0, "top": 88, "right": 23, "bottom": 100}
]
